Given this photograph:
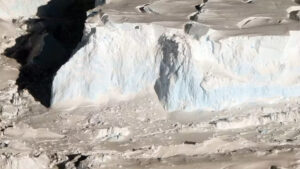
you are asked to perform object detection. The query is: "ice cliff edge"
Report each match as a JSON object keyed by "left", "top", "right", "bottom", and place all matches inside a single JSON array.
[
  {"left": 51, "top": 20, "right": 300, "bottom": 111},
  {"left": 51, "top": 1, "right": 300, "bottom": 112}
]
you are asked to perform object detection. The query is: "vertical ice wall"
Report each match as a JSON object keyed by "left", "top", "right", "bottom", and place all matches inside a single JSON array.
[{"left": 51, "top": 21, "right": 300, "bottom": 111}]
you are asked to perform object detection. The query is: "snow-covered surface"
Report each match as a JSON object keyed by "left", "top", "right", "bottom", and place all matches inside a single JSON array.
[
  {"left": 52, "top": 0, "right": 300, "bottom": 112},
  {"left": 0, "top": 0, "right": 50, "bottom": 20},
  {"left": 3, "top": 0, "right": 300, "bottom": 169},
  {"left": 4, "top": 91, "right": 300, "bottom": 169}
]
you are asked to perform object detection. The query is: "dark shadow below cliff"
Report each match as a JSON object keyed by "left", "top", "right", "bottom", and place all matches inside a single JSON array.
[{"left": 3, "top": 0, "right": 95, "bottom": 107}]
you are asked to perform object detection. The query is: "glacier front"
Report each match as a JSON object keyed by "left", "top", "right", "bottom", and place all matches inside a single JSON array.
[{"left": 51, "top": 0, "right": 300, "bottom": 112}]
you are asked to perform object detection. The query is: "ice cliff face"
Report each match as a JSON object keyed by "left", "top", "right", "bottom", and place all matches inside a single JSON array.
[
  {"left": 51, "top": 22, "right": 300, "bottom": 111},
  {"left": 51, "top": 0, "right": 300, "bottom": 112},
  {"left": 0, "top": 0, "right": 50, "bottom": 20}
]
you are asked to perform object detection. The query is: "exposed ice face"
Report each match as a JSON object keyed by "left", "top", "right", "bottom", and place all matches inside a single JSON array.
[
  {"left": 52, "top": 23, "right": 162, "bottom": 104},
  {"left": 0, "top": 0, "right": 50, "bottom": 20},
  {"left": 51, "top": 18, "right": 300, "bottom": 112}
]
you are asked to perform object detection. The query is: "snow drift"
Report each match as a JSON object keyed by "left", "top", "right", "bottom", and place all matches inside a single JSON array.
[{"left": 51, "top": 16, "right": 300, "bottom": 112}]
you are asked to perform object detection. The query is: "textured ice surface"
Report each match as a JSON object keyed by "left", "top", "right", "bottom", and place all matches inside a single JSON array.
[
  {"left": 0, "top": 0, "right": 49, "bottom": 20},
  {"left": 51, "top": 0, "right": 300, "bottom": 111},
  {"left": 51, "top": 18, "right": 300, "bottom": 111}
]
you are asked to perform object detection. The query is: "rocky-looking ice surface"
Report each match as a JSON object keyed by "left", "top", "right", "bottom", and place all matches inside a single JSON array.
[{"left": 52, "top": 0, "right": 300, "bottom": 111}]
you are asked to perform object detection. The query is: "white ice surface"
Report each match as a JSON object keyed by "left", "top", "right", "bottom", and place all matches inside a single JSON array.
[
  {"left": 0, "top": 0, "right": 49, "bottom": 20},
  {"left": 51, "top": 18, "right": 300, "bottom": 111}
]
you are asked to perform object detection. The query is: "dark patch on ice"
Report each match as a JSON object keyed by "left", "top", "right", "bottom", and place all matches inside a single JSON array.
[
  {"left": 138, "top": 4, "right": 150, "bottom": 13},
  {"left": 289, "top": 10, "right": 300, "bottom": 21},
  {"left": 270, "top": 165, "right": 278, "bottom": 169},
  {"left": 184, "top": 141, "right": 196, "bottom": 145},
  {"left": 137, "top": 3, "right": 159, "bottom": 15},
  {"left": 154, "top": 36, "right": 179, "bottom": 107},
  {"left": 57, "top": 154, "right": 88, "bottom": 169},
  {"left": 195, "top": 5, "right": 202, "bottom": 11},
  {"left": 241, "top": 0, "right": 253, "bottom": 4},
  {"left": 189, "top": 13, "right": 199, "bottom": 21},
  {"left": 184, "top": 23, "right": 193, "bottom": 34},
  {"left": 3, "top": 0, "right": 95, "bottom": 107}
]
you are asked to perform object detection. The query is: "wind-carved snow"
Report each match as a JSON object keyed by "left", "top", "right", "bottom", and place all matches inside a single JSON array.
[
  {"left": 51, "top": 16, "right": 300, "bottom": 112},
  {"left": 0, "top": 0, "right": 50, "bottom": 20}
]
